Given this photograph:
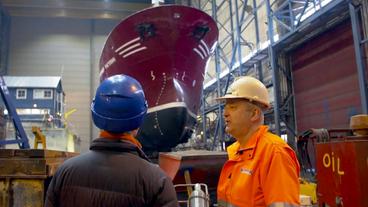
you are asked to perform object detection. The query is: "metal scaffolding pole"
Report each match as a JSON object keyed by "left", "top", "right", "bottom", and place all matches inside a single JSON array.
[
  {"left": 253, "top": 0, "right": 263, "bottom": 81},
  {"left": 349, "top": 3, "right": 368, "bottom": 113},
  {"left": 226, "top": 1, "right": 235, "bottom": 49},
  {"left": 0, "top": 7, "right": 10, "bottom": 75},
  {"left": 201, "top": 92, "right": 207, "bottom": 146},
  {"left": 266, "top": 0, "right": 281, "bottom": 134},
  {"left": 234, "top": 0, "right": 243, "bottom": 75},
  {"left": 212, "top": 0, "right": 224, "bottom": 150}
]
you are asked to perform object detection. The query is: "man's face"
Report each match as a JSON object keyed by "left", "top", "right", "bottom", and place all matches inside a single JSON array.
[{"left": 223, "top": 99, "right": 254, "bottom": 139}]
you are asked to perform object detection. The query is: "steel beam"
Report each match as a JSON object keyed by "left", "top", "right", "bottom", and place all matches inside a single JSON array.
[{"left": 349, "top": 3, "right": 368, "bottom": 113}]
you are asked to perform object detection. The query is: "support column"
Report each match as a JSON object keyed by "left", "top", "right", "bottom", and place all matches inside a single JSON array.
[
  {"left": 350, "top": 3, "right": 368, "bottom": 113},
  {"left": 266, "top": 0, "right": 281, "bottom": 134}
]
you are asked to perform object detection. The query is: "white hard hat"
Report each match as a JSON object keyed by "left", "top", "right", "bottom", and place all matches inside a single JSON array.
[{"left": 216, "top": 76, "right": 271, "bottom": 109}]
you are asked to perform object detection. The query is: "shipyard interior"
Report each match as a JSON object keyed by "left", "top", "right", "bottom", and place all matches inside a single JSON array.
[{"left": 0, "top": 0, "right": 367, "bottom": 206}]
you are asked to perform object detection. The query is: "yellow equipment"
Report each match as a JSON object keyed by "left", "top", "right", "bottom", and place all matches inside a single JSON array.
[
  {"left": 32, "top": 126, "right": 46, "bottom": 149},
  {"left": 300, "top": 179, "right": 317, "bottom": 204}
]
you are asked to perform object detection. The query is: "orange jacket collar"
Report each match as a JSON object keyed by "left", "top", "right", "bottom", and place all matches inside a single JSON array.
[
  {"left": 99, "top": 131, "right": 142, "bottom": 148},
  {"left": 227, "top": 125, "right": 269, "bottom": 160}
]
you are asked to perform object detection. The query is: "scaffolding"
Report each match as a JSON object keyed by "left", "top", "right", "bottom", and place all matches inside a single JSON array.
[
  {"left": 0, "top": 2, "right": 10, "bottom": 75},
  {"left": 175, "top": 0, "right": 368, "bottom": 150}
]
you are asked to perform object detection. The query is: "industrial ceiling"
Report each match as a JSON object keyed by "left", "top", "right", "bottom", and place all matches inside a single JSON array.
[{"left": 1, "top": 0, "right": 153, "bottom": 19}]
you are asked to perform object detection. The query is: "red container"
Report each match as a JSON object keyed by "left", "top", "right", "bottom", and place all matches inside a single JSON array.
[{"left": 315, "top": 137, "right": 368, "bottom": 206}]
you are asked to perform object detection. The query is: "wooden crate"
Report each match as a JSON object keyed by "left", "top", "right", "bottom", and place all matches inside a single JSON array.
[{"left": 0, "top": 149, "right": 78, "bottom": 207}]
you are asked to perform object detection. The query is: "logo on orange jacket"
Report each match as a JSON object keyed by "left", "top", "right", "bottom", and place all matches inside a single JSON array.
[{"left": 240, "top": 168, "right": 253, "bottom": 175}]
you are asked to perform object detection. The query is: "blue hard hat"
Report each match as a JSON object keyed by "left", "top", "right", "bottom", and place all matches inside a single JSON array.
[{"left": 91, "top": 74, "right": 148, "bottom": 133}]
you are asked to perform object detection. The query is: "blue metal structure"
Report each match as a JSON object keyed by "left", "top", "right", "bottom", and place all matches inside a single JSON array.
[
  {"left": 0, "top": 3, "right": 10, "bottom": 75},
  {"left": 0, "top": 76, "right": 30, "bottom": 149},
  {"left": 182, "top": 0, "right": 368, "bottom": 150},
  {"left": 0, "top": 2, "right": 28, "bottom": 149},
  {"left": 349, "top": 2, "right": 368, "bottom": 114}
]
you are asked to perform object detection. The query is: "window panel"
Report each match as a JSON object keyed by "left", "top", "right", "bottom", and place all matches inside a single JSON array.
[
  {"left": 33, "top": 89, "right": 53, "bottom": 99},
  {"left": 16, "top": 89, "right": 27, "bottom": 99},
  {"left": 16, "top": 108, "right": 50, "bottom": 115}
]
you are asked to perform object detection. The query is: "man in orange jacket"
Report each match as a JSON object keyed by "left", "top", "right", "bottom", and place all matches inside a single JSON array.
[{"left": 216, "top": 76, "right": 300, "bottom": 207}]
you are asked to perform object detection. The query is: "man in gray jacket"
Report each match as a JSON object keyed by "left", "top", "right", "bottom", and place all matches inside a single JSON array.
[{"left": 45, "top": 74, "right": 178, "bottom": 207}]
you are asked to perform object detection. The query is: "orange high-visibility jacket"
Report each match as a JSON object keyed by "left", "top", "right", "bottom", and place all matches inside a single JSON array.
[{"left": 217, "top": 126, "right": 300, "bottom": 207}]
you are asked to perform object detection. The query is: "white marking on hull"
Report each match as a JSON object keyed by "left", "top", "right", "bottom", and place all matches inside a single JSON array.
[
  {"left": 118, "top": 43, "right": 141, "bottom": 55},
  {"left": 99, "top": 57, "right": 116, "bottom": 78},
  {"left": 181, "top": 71, "right": 186, "bottom": 81},
  {"left": 147, "top": 102, "right": 197, "bottom": 119},
  {"left": 115, "top": 37, "right": 140, "bottom": 53},
  {"left": 193, "top": 48, "right": 204, "bottom": 59},
  {"left": 154, "top": 112, "right": 164, "bottom": 135},
  {"left": 151, "top": 71, "right": 156, "bottom": 80},
  {"left": 123, "top": 46, "right": 147, "bottom": 58},
  {"left": 99, "top": 68, "right": 105, "bottom": 78},
  {"left": 194, "top": 40, "right": 211, "bottom": 60},
  {"left": 115, "top": 37, "right": 147, "bottom": 58},
  {"left": 103, "top": 57, "right": 116, "bottom": 69},
  {"left": 200, "top": 39, "right": 210, "bottom": 55},
  {"left": 198, "top": 44, "right": 207, "bottom": 57},
  {"left": 155, "top": 73, "right": 167, "bottom": 105},
  {"left": 153, "top": 73, "right": 167, "bottom": 136}
]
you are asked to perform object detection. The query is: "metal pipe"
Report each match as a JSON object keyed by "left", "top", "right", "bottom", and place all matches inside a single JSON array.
[
  {"left": 201, "top": 92, "right": 207, "bottom": 144},
  {"left": 252, "top": 0, "right": 263, "bottom": 81},
  {"left": 229, "top": 0, "right": 235, "bottom": 49},
  {"left": 211, "top": 0, "right": 224, "bottom": 149},
  {"left": 253, "top": 0, "right": 260, "bottom": 50},
  {"left": 266, "top": 0, "right": 281, "bottom": 134},
  {"left": 234, "top": 0, "right": 243, "bottom": 75},
  {"left": 349, "top": 3, "right": 368, "bottom": 113}
]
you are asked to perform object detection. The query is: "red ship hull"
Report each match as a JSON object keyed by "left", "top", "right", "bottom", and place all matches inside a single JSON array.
[{"left": 99, "top": 5, "right": 218, "bottom": 154}]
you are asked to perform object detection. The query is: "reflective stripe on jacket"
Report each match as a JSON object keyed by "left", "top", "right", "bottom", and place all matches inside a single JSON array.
[{"left": 217, "top": 126, "right": 300, "bottom": 207}]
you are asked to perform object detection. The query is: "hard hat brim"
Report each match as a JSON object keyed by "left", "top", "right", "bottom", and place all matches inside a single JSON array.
[
  {"left": 215, "top": 95, "right": 271, "bottom": 109},
  {"left": 215, "top": 94, "right": 243, "bottom": 101}
]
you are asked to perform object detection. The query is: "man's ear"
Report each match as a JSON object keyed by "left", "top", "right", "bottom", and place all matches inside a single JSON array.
[{"left": 250, "top": 107, "right": 262, "bottom": 122}]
